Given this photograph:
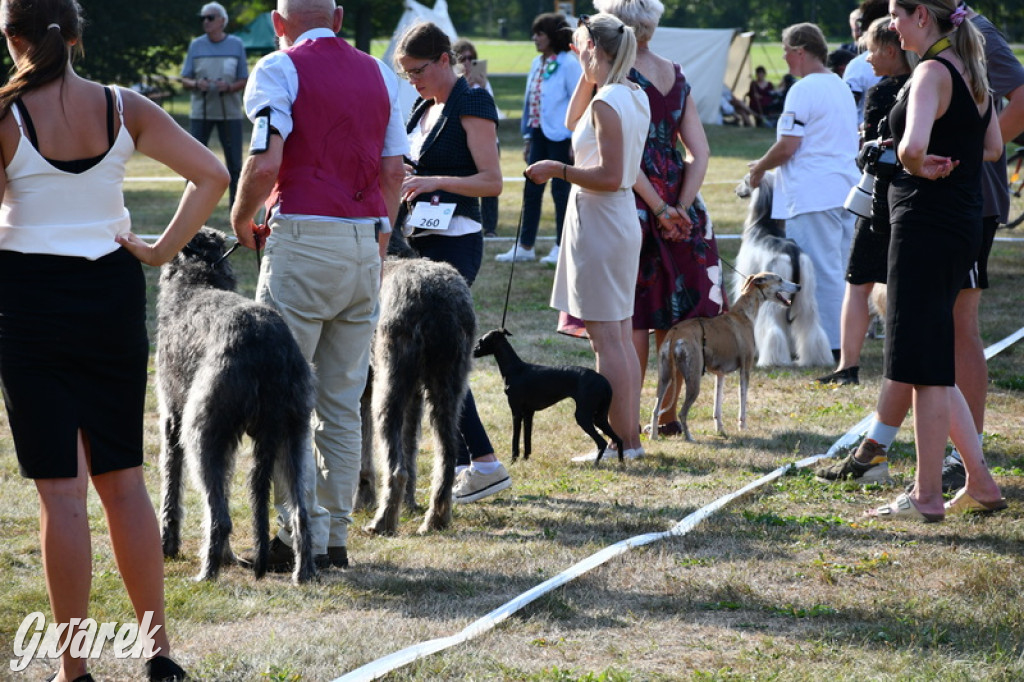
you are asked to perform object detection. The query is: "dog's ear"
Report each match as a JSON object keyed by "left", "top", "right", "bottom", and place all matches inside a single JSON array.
[{"left": 501, "top": 328, "right": 512, "bottom": 338}]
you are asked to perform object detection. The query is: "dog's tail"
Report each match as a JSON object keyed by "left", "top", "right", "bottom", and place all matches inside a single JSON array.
[
  {"left": 649, "top": 338, "right": 680, "bottom": 441},
  {"left": 789, "top": 254, "right": 833, "bottom": 366}
]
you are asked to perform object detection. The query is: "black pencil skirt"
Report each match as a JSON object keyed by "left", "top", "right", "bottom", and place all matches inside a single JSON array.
[{"left": 0, "top": 248, "right": 149, "bottom": 479}]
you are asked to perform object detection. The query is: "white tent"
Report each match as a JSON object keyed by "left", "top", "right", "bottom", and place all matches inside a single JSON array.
[
  {"left": 383, "top": 0, "right": 458, "bottom": 119},
  {"left": 649, "top": 27, "right": 752, "bottom": 125}
]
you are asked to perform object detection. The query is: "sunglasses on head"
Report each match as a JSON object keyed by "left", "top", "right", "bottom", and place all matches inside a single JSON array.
[
  {"left": 578, "top": 14, "right": 596, "bottom": 43},
  {"left": 201, "top": 14, "right": 218, "bottom": 22},
  {"left": 577, "top": 14, "right": 625, "bottom": 42}
]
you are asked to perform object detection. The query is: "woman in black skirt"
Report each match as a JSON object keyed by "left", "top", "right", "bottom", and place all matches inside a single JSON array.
[
  {"left": 0, "top": 1, "right": 228, "bottom": 680},
  {"left": 866, "top": 0, "right": 1004, "bottom": 522}
]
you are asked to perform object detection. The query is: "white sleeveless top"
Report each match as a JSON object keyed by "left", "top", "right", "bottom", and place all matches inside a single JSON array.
[
  {"left": 571, "top": 82, "right": 650, "bottom": 190},
  {"left": 0, "top": 87, "right": 135, "bottom": 260}
]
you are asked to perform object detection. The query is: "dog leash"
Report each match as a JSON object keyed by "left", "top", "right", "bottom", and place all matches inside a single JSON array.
[
  {"left": 499, "top": 179, "right": 529, "bottom": 331},
  {"left": 216, "top": 222, "right": 268, "bottom": 275},
  {"left": 716, "top": 252, "right": 747, "bottom": 281}
]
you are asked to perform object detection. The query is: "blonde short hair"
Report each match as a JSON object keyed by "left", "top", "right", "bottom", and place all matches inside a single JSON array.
[{"left": 593, "top": 0, "right": 664, "bottom": 43}]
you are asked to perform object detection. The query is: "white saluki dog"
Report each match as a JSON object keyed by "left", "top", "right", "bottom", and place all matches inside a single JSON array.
[{"left": 733, "top": 172, "right": 833, "bottom": 367}]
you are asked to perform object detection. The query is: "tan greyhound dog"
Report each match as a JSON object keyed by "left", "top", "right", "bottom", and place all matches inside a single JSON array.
[{"left": 650, "top": 272, "right": 800, "bottom": 442}]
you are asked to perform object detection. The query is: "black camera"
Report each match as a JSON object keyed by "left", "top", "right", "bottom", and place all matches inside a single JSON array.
[
  {"left": 857, "top": 139, "right": 899, "bottom": 180},
  {"left": 846, "top": 138, "right": 899, "bottom": 233}
]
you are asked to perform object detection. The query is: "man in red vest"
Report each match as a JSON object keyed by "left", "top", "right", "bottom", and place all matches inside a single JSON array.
[{"left": 231, "top": 0, "right": 406, "bottom": 572}]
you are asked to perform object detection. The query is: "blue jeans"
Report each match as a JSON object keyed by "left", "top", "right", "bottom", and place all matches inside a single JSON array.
[
  {"left": 521, "top": 127, "right": 572, "bottom": 248},
  {"left": 408, "top": 232, "right": 494, "bottom": 465},
  {"left": 190, "top": 118, "right": 242, "bottom": 207}
]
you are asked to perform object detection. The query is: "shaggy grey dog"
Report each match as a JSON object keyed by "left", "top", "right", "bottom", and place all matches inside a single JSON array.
[
  {"left": 363, "top": 253, "right": 475, "bottom": 536},
  {"left": 157, "top": 227, "right": 316, "bottom": 584}
]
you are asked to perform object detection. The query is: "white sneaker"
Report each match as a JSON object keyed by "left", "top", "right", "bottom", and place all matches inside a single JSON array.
[
  {"left": 495, "top": 244, "right": 535, "bottom": 262},
  {"left": 540, "top": 244, "right": 560, "bottom": 264},
  {"left": 452, "top": 463, "right": 512, "bottom": 503},
  {"left": 571, "top": 446, "right": 644, "bottom": 463}
]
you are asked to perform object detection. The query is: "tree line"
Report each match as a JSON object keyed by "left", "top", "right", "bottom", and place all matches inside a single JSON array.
[{"left": 0, "top": 0, "right": 1018, "bottom": 88}]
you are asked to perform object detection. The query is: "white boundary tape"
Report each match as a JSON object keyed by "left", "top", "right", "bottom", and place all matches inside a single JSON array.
[{"left": 331, "top": 327, "right": 1024, "bottom": 682}]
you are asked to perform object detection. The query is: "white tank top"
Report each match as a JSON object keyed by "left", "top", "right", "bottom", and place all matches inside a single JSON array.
[{"left": 0, "top": 86, "right": 135, "bottom": 260}]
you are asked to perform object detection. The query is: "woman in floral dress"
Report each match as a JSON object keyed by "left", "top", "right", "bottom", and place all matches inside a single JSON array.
[{"left": 597, "top": 0, "right": 727, "bottom": 436}]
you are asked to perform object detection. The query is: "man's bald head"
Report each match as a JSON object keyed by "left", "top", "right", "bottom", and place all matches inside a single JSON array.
[
  {"left": 279, "top": 0, "right": 335, "bottom": 21},
  {"left": 273, "top": 0, "right": 341, "bottom": 46}
]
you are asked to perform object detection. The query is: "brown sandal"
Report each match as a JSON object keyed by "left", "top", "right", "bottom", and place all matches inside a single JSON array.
[{"left": 944, "top": 489, "right": 1008, "bottom": 515}]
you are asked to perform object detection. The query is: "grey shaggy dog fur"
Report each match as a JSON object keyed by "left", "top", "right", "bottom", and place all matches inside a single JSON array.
[
  {"left": 157, "top": 227, "right": 316, "bottom": 584},
  {"left": 363, "top": 251, "right": 475, "bottom": 536}
]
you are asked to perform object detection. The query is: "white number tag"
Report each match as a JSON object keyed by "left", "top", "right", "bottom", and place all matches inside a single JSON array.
[{"left": 409, "top": 198, "right": 456, "bottom": 232}]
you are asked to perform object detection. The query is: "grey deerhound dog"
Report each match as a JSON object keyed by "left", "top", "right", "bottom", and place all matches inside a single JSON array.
[
  {"left": 157, "top": 227, "right": 316, "bottom": 583},
  {"left": 473, "top": 329, "right": 622, "bottom": 463},
  {"left": 363, "top": 252, "right": 475, "bottom": 536}
]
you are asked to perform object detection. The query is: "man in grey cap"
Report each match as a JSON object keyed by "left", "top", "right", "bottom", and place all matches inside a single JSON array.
[{"left": 181, "top": 2, "right": 248, "bottom": 207}]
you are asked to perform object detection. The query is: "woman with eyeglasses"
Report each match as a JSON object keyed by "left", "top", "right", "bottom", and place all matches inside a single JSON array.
[
  {"left": 393, "top": 22, "right": 511, "bottom": 503},
  {"left": 525, "top": 13, "right": 650, "bottom": 462},
  {"left": 0, "top": 0, "right": 227, "bottom": 679},
  {"left": 496, "top": 12, "right": 582, "bottom": 264}
]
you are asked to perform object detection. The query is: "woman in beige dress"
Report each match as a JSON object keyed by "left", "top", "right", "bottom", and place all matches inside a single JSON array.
[{"left": 526, "top": 13, "right": 651, "bottom": 460}]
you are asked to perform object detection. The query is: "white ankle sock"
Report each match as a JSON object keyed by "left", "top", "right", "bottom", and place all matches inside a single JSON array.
[
  {"left": 865, "top": 419, "right": 900, "bottom": 450},
  {"left": 471, "top": 460, "right": 502, "bottom": 474}
]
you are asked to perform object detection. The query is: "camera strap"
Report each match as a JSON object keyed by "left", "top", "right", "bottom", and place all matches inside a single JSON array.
[{"left": 922, "top": 36, "right": 952, "bottom": 61}]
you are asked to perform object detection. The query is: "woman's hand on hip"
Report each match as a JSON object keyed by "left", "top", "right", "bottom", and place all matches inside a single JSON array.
[{"left": 116, "top": 232, "right": 165, "bottom": 266}]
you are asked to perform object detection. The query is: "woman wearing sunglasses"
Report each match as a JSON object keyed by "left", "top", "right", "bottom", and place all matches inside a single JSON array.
[{"left": 526, "top": 13, "right": 650, "bottom": 462}]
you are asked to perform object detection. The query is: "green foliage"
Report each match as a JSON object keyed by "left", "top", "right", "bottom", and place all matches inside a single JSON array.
[{"left": 77, "top": 0, "right": 196, "bottom": 85}]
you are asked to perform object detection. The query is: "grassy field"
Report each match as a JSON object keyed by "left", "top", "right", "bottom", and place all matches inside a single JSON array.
[{"left": 1, "top": 117, "right": 1023, "bottom": 680}]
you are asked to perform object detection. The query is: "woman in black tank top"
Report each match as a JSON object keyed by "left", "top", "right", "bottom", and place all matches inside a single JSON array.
[{"left": 863, "top": 0, "right": 1005, "bottom": 523}]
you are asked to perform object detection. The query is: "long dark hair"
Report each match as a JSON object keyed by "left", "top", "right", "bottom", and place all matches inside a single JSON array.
[{"left": 0, "top": 0, "right": 85, "bottom": 116}]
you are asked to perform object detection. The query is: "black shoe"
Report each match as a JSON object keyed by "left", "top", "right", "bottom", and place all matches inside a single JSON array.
[
  {"left": 327, "top": 546, "right": 349, "bottom": 569},
  {"left": 145, "top": 656, "right": 189, "bottom": 682},
  {"left": 941, "top": 456, "right": 967, "bottom": 493},
  {"left": 815, "top": 366, "right": 859, "bottom": 385},
  {"left": 237, "top": 537, "right": 329, "bottom": 573},
  {"left": 815, "top": 440, "right": 892, "bottom": 484}
]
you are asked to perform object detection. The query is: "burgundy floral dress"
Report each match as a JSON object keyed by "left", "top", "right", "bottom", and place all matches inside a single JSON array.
[{"left": 632, "top": 65, "right": 727, "bottom": 330}]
